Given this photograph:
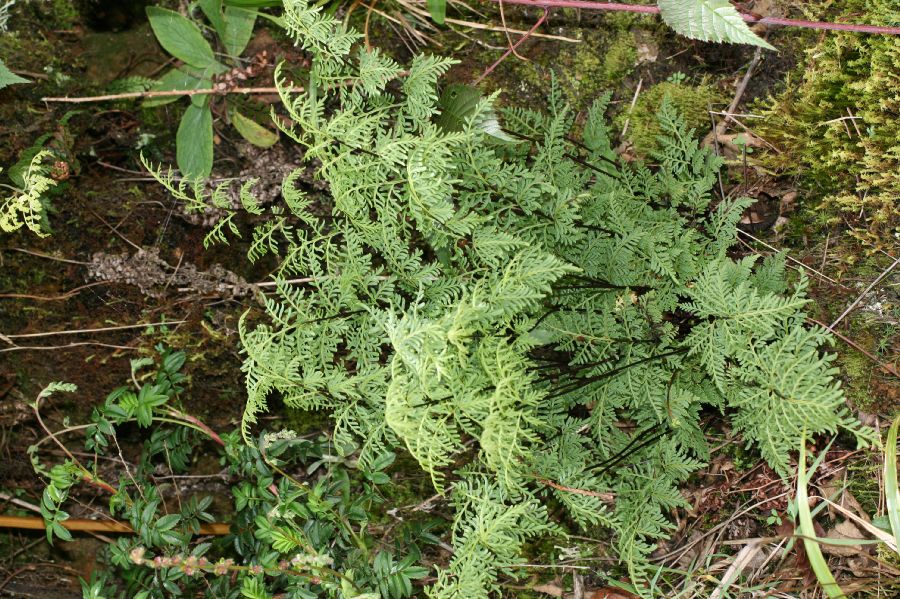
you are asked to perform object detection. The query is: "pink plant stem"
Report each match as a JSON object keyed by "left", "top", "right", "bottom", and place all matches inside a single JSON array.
[
  {"left": 168, "top": 409, "right": 226, "bottom": 447},
  {"left": 474, "top": 8, "right": 551, "bottom": 85},
  {"left": 487, "top": 0, "right": 900, "bottom": 36}
]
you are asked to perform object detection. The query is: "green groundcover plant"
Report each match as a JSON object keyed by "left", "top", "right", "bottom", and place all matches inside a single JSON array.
[
  {"left": 35, "top": 349, "right": 433, "bottom": 599},
  {"left": 143, "top": 0, "right": 276, "bottom": 178},
  {"left": 138, "top": 1, "right": 880, "bottom": 595}
]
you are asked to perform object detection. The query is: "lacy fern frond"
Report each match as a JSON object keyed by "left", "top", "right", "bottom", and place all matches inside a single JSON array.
[
  {"left": 427, "top": 478, "right": 555, "bottom": 598},
  {"left": 148, "top": 12, "right": 876, "bottom": 594},
  {"left": 1, "top": 150, "right": 57, "bottom": 237}
]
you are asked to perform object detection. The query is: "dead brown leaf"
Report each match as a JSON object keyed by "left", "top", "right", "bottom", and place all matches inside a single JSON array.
[
  {"left": 533, "top": 582, "right": 565, "bottom": 597},
  {"left": 822, "top": 520, "right": 866, "bottom": 557}
]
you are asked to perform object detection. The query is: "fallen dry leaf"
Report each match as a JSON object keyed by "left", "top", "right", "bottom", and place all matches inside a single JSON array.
[
  {"left": 822, "top": 520, "right": 866, "bottom": 557},
  {"left": 533, "top": 582, "right": 564, "bottom": 597},
  {"left": 779, "top": 191, "right": 798, "bottom": 213}
]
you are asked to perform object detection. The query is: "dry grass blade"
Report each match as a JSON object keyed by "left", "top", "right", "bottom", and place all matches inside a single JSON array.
[
  {"left": 797, "top": 436, "right": 847, "bottom": 598},
  {"left": 819, "top": 498, "right": 896, "bottom": 552},
  {"left": 709, "top": 539, "right": 763, "bottom": 599},
  {"left": 885, "top": 414, "right": 900, "bottom": 555}
]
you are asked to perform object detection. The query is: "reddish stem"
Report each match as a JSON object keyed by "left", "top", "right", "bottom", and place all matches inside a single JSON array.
[
  {"left": 538, "top": 477, "right": 616, "bottom": 503},
  {"left": 167, "top": 409, "right": 226, "bottom": 446},
  {"left": 487, "top": 0, "right": 900, "bottom": 36},
  {"left": 474, "top": 8, "right": 550, "bottom": 85}
]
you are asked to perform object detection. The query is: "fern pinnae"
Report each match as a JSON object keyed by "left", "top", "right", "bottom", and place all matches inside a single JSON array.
[{"left": 204, "top": 5, "right": 877, "bottom": 592}]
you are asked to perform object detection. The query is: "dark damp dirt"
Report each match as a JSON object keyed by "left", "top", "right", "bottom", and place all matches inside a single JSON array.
[
  {"left": 0, "top": 5, "right": 271, "bottom": 592},
  {"left": 1, "top": 1, "right": 897, "bottom": 596}
]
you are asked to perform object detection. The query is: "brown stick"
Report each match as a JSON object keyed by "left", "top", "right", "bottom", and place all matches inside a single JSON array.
[
  {"left": 808, "top": 318, "right": 899, "bottom": 379},
  {"left": 2, "top": 320, "right": 187, "bottom": 340},
  {"left": 41, "top": 86, "right": 303, "bottom": 104},
  {"left": 538, "top": 478, "right": 615, "bottom": 503},
  {"left": 0, "top": 514, "right": 230, "bottom": 535}
]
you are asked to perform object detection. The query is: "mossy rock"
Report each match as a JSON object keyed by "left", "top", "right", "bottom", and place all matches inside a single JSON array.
[{"left": 753, "top": 0, "right": 900, "bottom": 250}]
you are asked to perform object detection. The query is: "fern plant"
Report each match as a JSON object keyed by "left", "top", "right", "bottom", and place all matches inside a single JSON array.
[
  {"left": 0, "top": 150, "right": 56, "bottom": 236},
  {"left": 146, "top": 0, "right": 873, "bottom": 594}
]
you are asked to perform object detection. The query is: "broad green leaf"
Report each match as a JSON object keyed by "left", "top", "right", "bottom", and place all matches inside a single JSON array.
[
  {"left": 657, "top": 0, "right": 776, "bottom": 50},
  {"left": 427, "top": 0, "right": 446, "bottom": 25},
  {"left": 230, "top": 108, "right": 278, "bottom": 147},
  {"left": 0, "top": 58, "right": 29, "bottom": 90},
  {"left": 198, "top": 0, "right": 227, "bottom": 38},
  {"left": 436, "top": 84, "right": 515, "bottom": 142},
  {"left": 223, "top": 6, "right": 257, "bottom": 57},
  {"left": 191, "top": 78, "right": 213, "bottom": 107},
  {"left": 143, "top": 67, "right": 204, "bottom": 107},
  {"left": 177, "top": 104, "right": 214, "bottom": 178},
  {"left": 50, "top": 520, "right": 73, "bottom": 543},
  {"left": 146, "top": 6, "right": 217, "bottom": 68}
]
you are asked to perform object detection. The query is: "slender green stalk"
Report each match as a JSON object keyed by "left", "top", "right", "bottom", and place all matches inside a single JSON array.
[
  {"left": 884, "top": 414, "right": 900, "bottom": 555},
  {"left": 796, "top": 435, "right": 846, "bottom": 599}
]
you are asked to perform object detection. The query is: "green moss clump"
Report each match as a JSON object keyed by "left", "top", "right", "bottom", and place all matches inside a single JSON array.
[
  {"left": 601, "top": 32, "right": 637, "bottom": 84},
  {"left": 557, "top": 30, "right": 631, "bottom": 109},
  {"left": 755, "top": 0, "right": 900, "bottom": 250},
  {"left": 618, "top": 80, "right": 723, "bottom": 156}
]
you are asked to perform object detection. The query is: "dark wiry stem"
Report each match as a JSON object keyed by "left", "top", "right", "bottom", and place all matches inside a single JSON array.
[{"left": 544, "top": 348, "right": 688, "bottom": 400}]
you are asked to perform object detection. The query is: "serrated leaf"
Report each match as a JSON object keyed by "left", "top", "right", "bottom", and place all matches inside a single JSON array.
[
  {"left": 146, "top": 6, "right": 218, "bottom": 68},
  {"left": 177, "top": 104, "right": 214, "bottom": 179},
  {"left": 223, "top": 6, "right": 256, "bottom": 57},
  {"left": 230, "top": 108, "right": 278, "bottom": 147},
  {"left": 0, "top": 59, "right": 30, "bottom": 90},
  {"left": 657, "top": 0, "right": 776, "bottom": 50},
  {"left": 156, "top": 513, "right": 181, "bottom": 531}
]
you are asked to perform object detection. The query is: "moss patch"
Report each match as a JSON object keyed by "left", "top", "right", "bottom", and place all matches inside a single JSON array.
[{"left": 753, "top": 0, "right": 900, "bottom": 250}]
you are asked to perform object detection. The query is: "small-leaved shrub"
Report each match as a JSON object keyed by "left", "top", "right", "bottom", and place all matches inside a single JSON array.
[{"left": 34, "top": 347, "right": 436, "bottom": 599}]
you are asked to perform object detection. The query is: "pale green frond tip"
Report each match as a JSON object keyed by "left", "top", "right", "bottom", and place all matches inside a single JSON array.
[
  {"left": 657, "top": 0, "right": 777, "bottom": 51},
  {"left": 39, "top": 382, "right": 78, "bottom": 399},
  {"left": 1, "top": 150, "right": 57, "bottom": 237}
]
